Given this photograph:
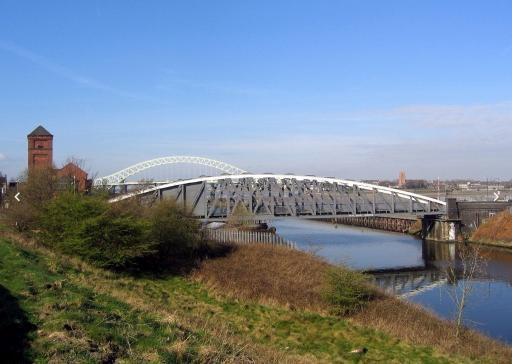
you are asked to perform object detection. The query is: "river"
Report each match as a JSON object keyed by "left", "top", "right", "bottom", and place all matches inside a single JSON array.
[{"left": 271, "top": 218, "right": 512, "bottom": 344}]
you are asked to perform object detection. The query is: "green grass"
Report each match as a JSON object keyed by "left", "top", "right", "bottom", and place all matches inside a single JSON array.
[
  {"left": 0, "top": 235, "right": 475, "bottom": 363},
  {"left": 0, "top": 239, "right": 255, "bottom": 363}
]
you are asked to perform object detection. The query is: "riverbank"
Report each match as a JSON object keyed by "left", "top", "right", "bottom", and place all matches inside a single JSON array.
[
  {"left": 1, "top": 224, "right": 511, "bottom": 362},
  {"left": 321, "top": 213, "right": 512, "bottom": 250},
  {"left": 471, "top": 211, "right": 512, "bottom": 248},
  {"left": 195, "top": 243, "right": 512, "bottom": 362}
]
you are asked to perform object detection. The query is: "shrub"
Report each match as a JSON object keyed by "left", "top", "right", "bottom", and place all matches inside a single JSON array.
[
  {"left": 78, "top": 209, "right": 155, "bottom": 270},
  {"left": 6, "top": 167, "right": 59, "bottom": 232},
  {"left": 148, "top": 200, "right": 201, "bottom": 258},
  {"left": 39, "top": 192, "right": 108, "bottom": 248},
  {"left": 20, "top": 167, "right": 59, "bottom": 206},
  {"left": 20, "top": 188, "right": 203, "bottom": 271},
  {"left": 38, "top": 193, "right": 155, "bottom": 270},
  {"left": 323, "top": 267, "right": 375, "bottom": 316},
  {"left": 6, "top": 202, "right": 41, "bottom": 233},
  {"left": 226, "top": 203, "right": 255, "bottom": 228}
]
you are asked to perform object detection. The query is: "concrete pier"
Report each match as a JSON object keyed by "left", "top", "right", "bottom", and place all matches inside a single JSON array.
[{"left": 421, "top": 216, "right": 463, "bottom": 242}]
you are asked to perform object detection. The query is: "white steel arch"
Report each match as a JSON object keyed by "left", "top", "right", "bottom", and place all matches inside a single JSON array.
[
  {"left": 94, "top": 156, "right": 246, "bottom": 186},
  {"left": 110, "top": 173, "right": 447, "bottom": 207}
]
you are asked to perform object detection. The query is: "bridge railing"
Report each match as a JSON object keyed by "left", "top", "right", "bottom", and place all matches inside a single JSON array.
[{"left": 204, "top": 228, "right": 296, "bottom": 249}]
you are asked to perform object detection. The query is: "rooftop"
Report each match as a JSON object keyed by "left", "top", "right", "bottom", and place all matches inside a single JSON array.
[{"left": 28, "top": 125, "right": 53, "bottom": 137}]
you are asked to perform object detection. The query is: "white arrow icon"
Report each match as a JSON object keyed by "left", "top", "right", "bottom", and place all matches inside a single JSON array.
[
  {"left": 14, "top": 192, "right": 21, "bottom": 202},
  {"left": 493, "top": 191, "right": 501, "bottom": 202}
]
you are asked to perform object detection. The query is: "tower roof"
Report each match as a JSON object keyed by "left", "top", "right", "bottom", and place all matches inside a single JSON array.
[{"left": 28, "top": 125, "right": 53, "bottom": 137}]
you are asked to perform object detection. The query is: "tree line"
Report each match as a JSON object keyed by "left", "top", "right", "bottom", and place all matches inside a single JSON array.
[{"left": 4, "top": 167, "right": 205, "bottom": 272}]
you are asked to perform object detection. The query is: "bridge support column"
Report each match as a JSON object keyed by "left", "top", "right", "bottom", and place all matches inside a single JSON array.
[{"left": 420, "top": 216, "right": 463, "bottom": 242}]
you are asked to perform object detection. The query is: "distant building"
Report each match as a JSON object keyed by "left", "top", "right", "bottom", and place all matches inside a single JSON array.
[
  {"left": 27, "top": 125, "right": 54, "bottom": 171},
  {"left": 58, "top": 162, "right": 90, "bottom": 192},
  {"left": 458, "top": 183, "right": 470, "bottom": 190},
  {"left": 398, "top": 171, "right": 406, "bottom": 188},
  {"left": 26, "top": 125, "right": 90, "bottom": 192}
]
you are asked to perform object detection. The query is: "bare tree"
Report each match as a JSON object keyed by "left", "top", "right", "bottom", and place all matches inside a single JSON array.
[
  {"left": 445, "top": 243, "right": 486, "bottom": 337},
  {"left": 5, "top": 167, "right": 58, "bottom": 231},
  {"left": 58, "top": 156, "right": 101, "bottom": 194}
]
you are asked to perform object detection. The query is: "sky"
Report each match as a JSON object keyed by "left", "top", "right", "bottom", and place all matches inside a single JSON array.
[{"left": 1, "top": 1, "right": 511, "bottom": 181}]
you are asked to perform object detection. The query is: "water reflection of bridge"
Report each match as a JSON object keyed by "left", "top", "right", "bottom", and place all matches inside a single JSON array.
[
  {"left": 370, "top": 268, "right": 447, "bottom": 298},
  {"left": 369, "top": 241, "right": 512, "bottom": 298},
  {"left": 368, "top": 241, "right": 456, "bottom": 297}
]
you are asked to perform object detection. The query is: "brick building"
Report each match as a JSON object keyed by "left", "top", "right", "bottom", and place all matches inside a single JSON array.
[
  {"left": 58, "top": 162, "right": 89, "bottom": 191},
  {"left": 27, "top": 125, "right": 90, "bottom": 192},
  {"left": 27, "top": 125, "right": 54, "bottom": 170}
]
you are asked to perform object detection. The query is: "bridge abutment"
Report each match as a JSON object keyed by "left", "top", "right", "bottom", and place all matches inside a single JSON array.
[{"left": 420, "top": 215, "right": 463, "bottom": 242}]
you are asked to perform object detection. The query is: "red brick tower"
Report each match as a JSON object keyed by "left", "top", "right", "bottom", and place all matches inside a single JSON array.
[
  {"left": 398, "top": 170, "right": 406, "bottom": 188},
  {"left": 27, "top": 125, "right": 53, "bottom": 171}
]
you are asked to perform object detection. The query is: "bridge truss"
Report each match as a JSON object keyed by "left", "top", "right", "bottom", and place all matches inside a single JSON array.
[{"left": 110, "top": 174, "right": 446, "bottom": 220}]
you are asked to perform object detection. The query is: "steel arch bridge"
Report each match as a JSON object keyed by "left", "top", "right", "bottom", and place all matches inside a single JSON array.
[
  {"left": 105, "top": 172, "right": 446, "bottom": 220},
  {"left": 93, "top": 156, "right": 247, "bottom": 187}
]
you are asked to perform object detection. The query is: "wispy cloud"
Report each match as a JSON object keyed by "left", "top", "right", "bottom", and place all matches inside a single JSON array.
[
  {"left": 0, "top": 153, "right": 6, "bottom": 161},
  {"left": 0, "top": 41, "right": 161, "bottom": 103}
]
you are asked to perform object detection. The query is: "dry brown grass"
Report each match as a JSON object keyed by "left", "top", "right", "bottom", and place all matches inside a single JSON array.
[
  {"left": 194, "top": 243, "right": 512, "bottom": 363},
  {"left": 193, "top": 244, "right": 331, "bottom": 311},
  {"left": 352, "top": 297, "right": 512, "bottom": 363},
  {"left": 472, "top": 211, "right": 512, "bottom": 245}
]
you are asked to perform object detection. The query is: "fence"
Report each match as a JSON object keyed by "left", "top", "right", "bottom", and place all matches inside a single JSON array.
[{"left": 204, "top": 228, "right": 296, "bottom": 249}]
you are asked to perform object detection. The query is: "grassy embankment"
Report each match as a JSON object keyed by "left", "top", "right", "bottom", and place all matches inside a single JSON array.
[
  {"left": 2, "top": 222, "right": 512, "bottom": 363},
  {"left": 471, "top": 211, "right": 512, "bottom": 248}
]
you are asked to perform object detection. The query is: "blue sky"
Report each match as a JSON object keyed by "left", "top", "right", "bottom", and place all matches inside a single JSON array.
[{"left": 1, "top": 1, "right": 511, "bottom": 180}]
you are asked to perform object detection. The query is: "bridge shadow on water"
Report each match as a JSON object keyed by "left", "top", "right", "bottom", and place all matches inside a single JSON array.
[{"left": 0, "top": 284, "right": 36, "bottom": 363}]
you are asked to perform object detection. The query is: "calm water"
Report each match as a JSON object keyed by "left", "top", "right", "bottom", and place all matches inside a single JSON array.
[{"left": 271, "top": 218, "right": 512, "bottom": 344}]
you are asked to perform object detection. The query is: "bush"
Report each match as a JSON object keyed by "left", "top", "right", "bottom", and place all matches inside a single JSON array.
[
  {"left": 148, "top": 200, "right": 202, "bottom": 258},
  {"left": 6, "top": 167, "right": 59, "bottom": 232},
  {"left": 39, "top": 192, "right": 108, "bottom": 248},
  {"left": 323, "top": 267, "right": 375, "bottom": 316},
  {"left": 78, "top": 209, "right": 155, "bottom": 270},
  {"left": 23, "top": 189, "right": 203, "bottom": 271},
  {"left": 226, "top": 203, "right": 255, "bottom": 228},
  {"left": 38, "top": 193, "right": 154, "bottom": 270},
  {"left": 6, "top": 202, "right": 41, "bottom": 233}
]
